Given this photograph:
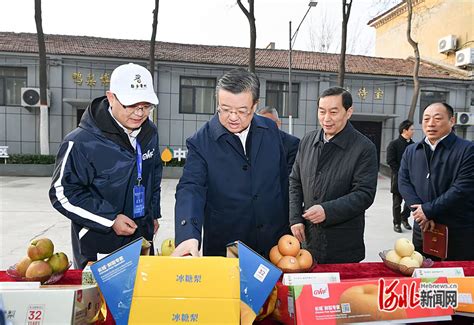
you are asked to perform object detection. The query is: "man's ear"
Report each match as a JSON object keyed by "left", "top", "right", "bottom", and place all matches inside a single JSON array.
[{"left": 105, "top": 91, "right": 115, "bottom": 103}]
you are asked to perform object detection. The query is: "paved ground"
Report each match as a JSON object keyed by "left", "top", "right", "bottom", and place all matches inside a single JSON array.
[{"left": 0, "top": 174, "right": 414, "bottom": 269}]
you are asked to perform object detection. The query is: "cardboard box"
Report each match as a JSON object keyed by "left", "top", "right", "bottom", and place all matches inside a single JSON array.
[
  {"left": 133, "top": 256, "right": 240, "bottom": 298},
  {"left": 447, "top": 277, "right": 474, "bottom": 313},
  {"left": 128, "top": 256, "right": 241, "bottom": 325},
  {"left": 129, "top": 297, "right": 239, "bottom": 324},
  {"left": 0, "top": 284, "right": 101, "bottom": 325},
  {"left": 293, "top": 277, "right": 454, "bottom": 324}
]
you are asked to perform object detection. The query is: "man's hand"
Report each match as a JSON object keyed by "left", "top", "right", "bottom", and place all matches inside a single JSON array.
[
  {"left": 112, "top": 214, "right": 138, "bottom": 236},
  {"left": 411, "top": 204, "right": 429, "bottom": 229},
  {"left": 421, "top": 219, "right": 435, "bottom": 232},
  {"left": 171, "top": 238, "right": 200, "bottom": 257},
  {"left": 153, "top": 219, "right": 160, "bottom": 234},
  {"left": 303, "top": 205, "right": 326, "bottom": 224},
  {"left": 291, "top": 223, "right": 306, "bottom": 243}
]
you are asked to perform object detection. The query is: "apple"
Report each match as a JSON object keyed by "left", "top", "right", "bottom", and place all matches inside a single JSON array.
[
  {"left": 27, "top": 238, "right": 54, "bottom": 261},
  {"left": 296, "top": 249, "right": 313, "bottom": 269},
  {"left": 411, "top": 251, "right": 424, "bottom": 266},
  {"left": 269, "top": 245, "right": 283, "bottom": 265},
  {"left": 47, "top": 252, "right": 69, "bottom": 273},
  {"left": 278, "top": 234, "right": 300, "bottom": 257},
  {"left": 385, "top": 249, "right": 402, "bottom": 264},
  {"left": 15, "top": 256, "right": 32, "bottom": 277},
  {"left": 161, "top": 238, "right": 175, "bottom": 256},
  {"left": 25, "top": 260, "right": 53, "bottom": 282},
  {"left": 399, "top": 256, "right": 420, "bottom": 268},
  {"left": 394, "top": 238, "right": 414, "bottom": 257}
]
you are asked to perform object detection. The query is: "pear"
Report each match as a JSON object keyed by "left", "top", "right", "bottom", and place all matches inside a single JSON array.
[
  {"left": 27, "top": 238, "right": 54, "bottom": 261},
  {"left": 47, "top": 252, "right": 69, "bottom": 273},
  {"left": 25, "top": 260, "right": 53, "bottom": 282},
  {"left": 16, "top": 256, "right": 33, "bottom": 277},
  {"left": 161, "top": 238, "right": 175, "bottom": 256}
]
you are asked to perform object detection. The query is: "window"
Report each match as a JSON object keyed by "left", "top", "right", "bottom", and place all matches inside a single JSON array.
[
  {"left": 419, "top": 90, "right": 448, "bottom": 123},
  {"left": 0, "top": 67, "right": 27, "bottom": 106},
  {"left": 180, "top": 77, "right": 216, "bottom": 114},
  {"left": 266, "top": 81, "right": 299, "bottom": 118}
]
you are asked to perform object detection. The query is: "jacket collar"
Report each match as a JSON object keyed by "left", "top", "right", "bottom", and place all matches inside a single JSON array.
[
  {"left": 415, "top": 131, "right": 456, "bottom": 150},
  {"left": 209, "top": 113, "right": 268, "bottom": 141},
  {"left": 313, "top": 121, "right": 354, "bottom": 149}
]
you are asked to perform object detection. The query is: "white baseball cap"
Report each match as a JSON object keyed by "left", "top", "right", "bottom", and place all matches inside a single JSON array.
[{"left": 110, "top": 63, "right": 159, "bottom": 105}]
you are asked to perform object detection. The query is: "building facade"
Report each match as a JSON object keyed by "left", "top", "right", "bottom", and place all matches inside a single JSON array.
[
  {"left": 369, "top": 0, "right": 474, "bottom": 67},
  {"left": 0, "top": 32, "right": 472, "bottom": 167}
]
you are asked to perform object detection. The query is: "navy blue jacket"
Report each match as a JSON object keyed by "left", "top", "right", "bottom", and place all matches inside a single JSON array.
[
  {"left": 175, "top": 114, "right": 290, "bottom": 258},
  {"left": 49, "top": 97, "right": 162, "bottom": 268},
  {"left": 398, "top": 132, "right": 474, "bottom": 260},
  {"left": 280, "top": 130, "right": 300, "bottom": 176}
]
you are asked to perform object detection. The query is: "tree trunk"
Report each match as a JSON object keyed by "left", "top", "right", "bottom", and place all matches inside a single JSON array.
[
  {"left": 34, "top": 0, "right": 49, "bottom": 155},
  {"left": 406, "top": 0, "right": 420, "bottom": 122},
  {"left": 338, "top": 0, "right": 352, "bottom": 87},
  {"left": 149, "top": 0, "right": 159, "bottom": 80},
  {"left": 237, "top": 0, "right": 256, "bottom": 72}
]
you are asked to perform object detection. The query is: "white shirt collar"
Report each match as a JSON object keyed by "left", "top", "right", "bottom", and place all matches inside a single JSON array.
[
  {"left": 424, "top": 133, "right": 449, "bottom": 151},
  {"left": 234, "top": 124, "right": 251, "bottom": 154},
  {"left": 108, "top": 107, "right": 141, "bottom": 149}
]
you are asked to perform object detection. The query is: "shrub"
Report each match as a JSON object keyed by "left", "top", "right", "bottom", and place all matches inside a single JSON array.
[{"left": 6, "top": 154, "right": 56, "bottom": 165}]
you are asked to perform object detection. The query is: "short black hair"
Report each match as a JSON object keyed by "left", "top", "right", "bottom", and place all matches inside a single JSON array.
[
  {"left": 423, "top": 102, "right": 454, "bottom": 118},
  {"left": 398, "top": 119, "right": 413, "bottom": 135},
  {"left": 318, "top": 87, "right": 352, "bottom": 110},
  {"left": 216, "top": 68, "right": 260, "bottom": 104}
]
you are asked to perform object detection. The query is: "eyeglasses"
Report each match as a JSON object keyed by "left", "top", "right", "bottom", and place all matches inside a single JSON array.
[
  {"left": 115, "top": 95, "right": 156, "bottom": 114},
  {"left": 217, "top": 106, "right": 252, "bottom": 118}
]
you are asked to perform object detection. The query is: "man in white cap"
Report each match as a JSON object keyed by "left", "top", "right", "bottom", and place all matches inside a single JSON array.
[{"left": 49, "top": 63, "right": 162, "bottom": 269}]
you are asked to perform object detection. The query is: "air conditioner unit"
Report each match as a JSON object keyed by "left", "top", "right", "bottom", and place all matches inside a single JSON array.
[
  {"left": 455, "top": 48, "right": 474, "bottom": 67},
  {"left": 437, "top": 35, "right": 456, "bottom": 53},
  {"left": 456, "top": 112, "right": 474, "bottom": 126},
  {"left": 21, "top": 88, "right": 51, "bottom": 107}
]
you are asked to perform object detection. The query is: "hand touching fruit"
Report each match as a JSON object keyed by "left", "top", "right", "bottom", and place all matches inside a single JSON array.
[{"left": 269, "top": 234, "right": 314, "bottom": 272}]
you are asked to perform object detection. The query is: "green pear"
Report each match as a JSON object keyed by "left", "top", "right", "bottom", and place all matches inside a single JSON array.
[
  {"left": 141, "top": 238, "right": 152, "bottom": 255},
  {"left": 47, "top": 252, "right": 69, "bottom": 273},
  {"left": 16, "top": 256, "right": 33, "bottom": 277},
  {"left": 27, "top": 238, "right": 54, "bottom": 261},
  {"left": 161, "top": 238, "right": 175, "bottom": 256}
]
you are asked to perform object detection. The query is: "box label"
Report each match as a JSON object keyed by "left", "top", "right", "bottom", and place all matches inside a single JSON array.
[
  {"left": 253, "top": 264, "right": 269, "bottom": 283},
  {"left": 26, "top": 304, "right": 44, "bottom": 325}
]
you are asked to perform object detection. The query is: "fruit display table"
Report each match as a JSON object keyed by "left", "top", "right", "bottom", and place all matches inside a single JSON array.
[{"left": 2, "top": 261, "right": 473, "bottom": 324}]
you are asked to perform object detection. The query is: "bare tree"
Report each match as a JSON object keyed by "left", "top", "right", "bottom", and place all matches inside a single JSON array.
[
  {"left": 237, "top": 0, "right": 256, "bottom": 72},
  {"left": 338, "top": 0, "right": 353, "bottom": 87},
  {"left": 308, "top": 10, "right": 338, "bottom": 53},
  {"left": 34, "top": 0, "right": 49, "bottom": 154},
  {"left": 406, "top": 0, "right": 420, "bottom": 122},
  {"left": 149, "top": 0, "right": 159, "bottom": 82}
]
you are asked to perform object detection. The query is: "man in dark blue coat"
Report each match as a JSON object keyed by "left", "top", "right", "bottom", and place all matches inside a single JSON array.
[
  {"left": 172, "top": 68, "right": 290, "bottom": 258},
  {"left": 257, "top": 106, "right": 300, "bottom": 176},
  {"left": 399, "top": 102, "right": 474, "bottom": 261}
]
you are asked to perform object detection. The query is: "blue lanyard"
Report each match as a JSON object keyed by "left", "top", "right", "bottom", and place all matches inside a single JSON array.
[{"left": 136, "top": 142, "right": 142, "bottom": 185}]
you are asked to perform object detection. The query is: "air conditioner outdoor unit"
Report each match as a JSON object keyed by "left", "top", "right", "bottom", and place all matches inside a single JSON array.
[
  {"left": 438, "top": 35, "right": 456, "bottom": 53},
  {"left": 455, "top": 48, "right": 474, "bottom": 67},
  {"left": 21, "top": 88, "right": 50, "bottom": 107},
  {"left": 456, "top": 112, "right": 474, "bottom": 126}
]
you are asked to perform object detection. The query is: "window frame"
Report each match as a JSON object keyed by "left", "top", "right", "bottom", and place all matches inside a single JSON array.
[
  {"left": 179, "top": 76, "right": 216, "bottom": 115},
  {"left": 0, "top": 67, "right": 27, "bottom": 106},
  {"left": 265, "top": 81, "right": 299, "bottom": 118},
  {"left": 419, "top": 90, "right": 449, "bottom": 123}
]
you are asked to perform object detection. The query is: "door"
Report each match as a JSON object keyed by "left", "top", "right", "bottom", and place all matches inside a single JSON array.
[{"left": 351, "top": 121, "right": 382, "bottom": 167}]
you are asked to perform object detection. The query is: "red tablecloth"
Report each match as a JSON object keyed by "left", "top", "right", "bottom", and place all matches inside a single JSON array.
[{"left": 2, "top": 261, "right": 473, "bottom": 324}]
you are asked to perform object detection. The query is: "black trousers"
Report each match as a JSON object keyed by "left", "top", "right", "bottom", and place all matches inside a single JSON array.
[{"left": 392, "top": 193, "right": 410, "bottom": 225}]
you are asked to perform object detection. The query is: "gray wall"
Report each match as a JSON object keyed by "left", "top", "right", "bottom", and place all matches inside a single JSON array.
[{"left": 0, "top": 53, "right": 472, "bottom": 167}]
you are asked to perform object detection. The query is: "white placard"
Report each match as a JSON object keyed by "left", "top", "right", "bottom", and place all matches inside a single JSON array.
[
  {"left": 282, "top": 272, "right": 340, "bottom": 286},
  {"left": 412, "top": 267, "right": 464, "bottom": 278}
]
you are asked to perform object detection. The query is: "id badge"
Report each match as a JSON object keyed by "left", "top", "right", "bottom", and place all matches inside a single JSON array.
[{"left": 133, "top": 185, "right": 145, "bottom": 218}]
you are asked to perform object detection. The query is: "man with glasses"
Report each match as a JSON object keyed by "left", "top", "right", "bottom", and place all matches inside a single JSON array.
[
  {"left": 49, "top": 63, "right": 162, "bottom": 269},
  {"left": 172, "top": 68, "right": 290, "bottom": 258}
]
